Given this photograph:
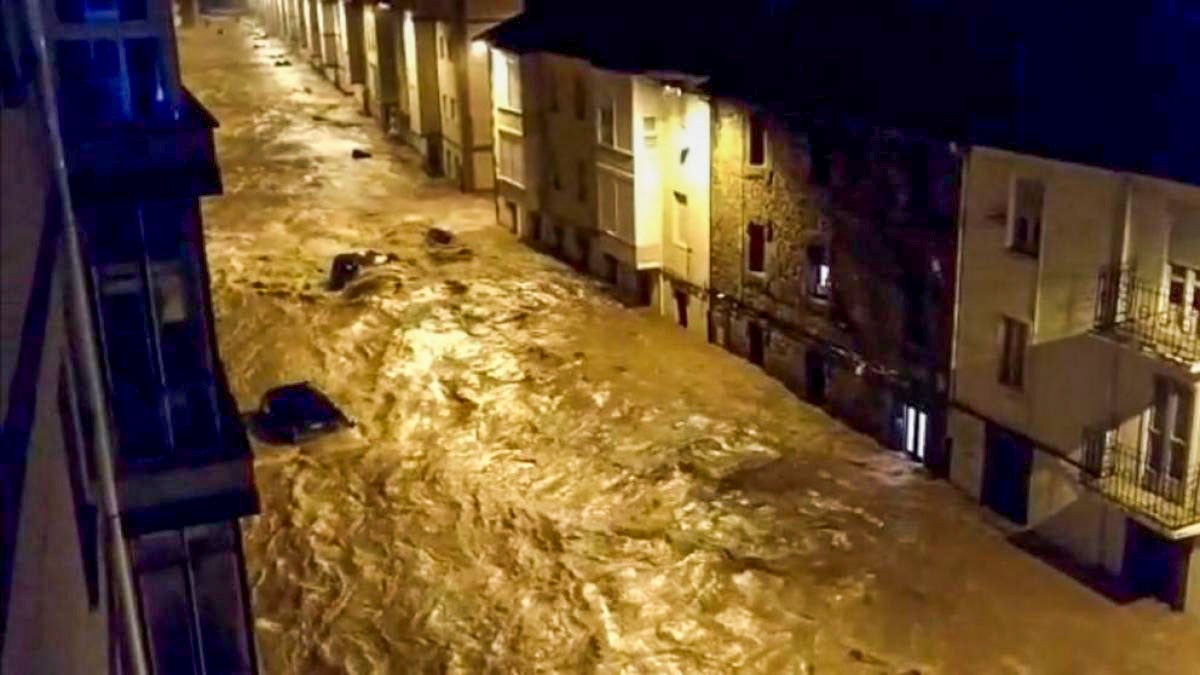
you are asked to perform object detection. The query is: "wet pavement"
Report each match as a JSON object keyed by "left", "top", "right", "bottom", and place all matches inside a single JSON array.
[{"left": 180, "top": 17, "right": 1200, "bottom": 675}]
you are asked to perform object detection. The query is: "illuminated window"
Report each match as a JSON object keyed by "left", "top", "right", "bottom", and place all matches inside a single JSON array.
[
  {"left": 496, "top": 53, "right": 521, "bottom": 111},
  {"left": 746, "top": 222, "right": 766, "bottom": 273},
  {"left": 807, "top": 244, "right": 830, "bottom": 299},
  {"left": 1008, "top": 178, "right": 1044, "bottom": 256},
  {"left": 748, "top": 111, "right": 767, "bottom": 166},
  {"left": 998, "top": 317, "right": 1027, "bottom": 389}
]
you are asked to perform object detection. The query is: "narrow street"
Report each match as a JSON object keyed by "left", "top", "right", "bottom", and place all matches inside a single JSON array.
[{"left": 180, "top": 18, "right": 1200, "bottom": 674}]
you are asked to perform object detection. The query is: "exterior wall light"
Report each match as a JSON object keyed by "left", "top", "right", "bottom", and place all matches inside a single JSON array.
[
  {"left": 471, "top": 39, "right": 488, "bottom": 56},
  {"left": 663, "top": 84, "right": 682, "bottom": 97}
]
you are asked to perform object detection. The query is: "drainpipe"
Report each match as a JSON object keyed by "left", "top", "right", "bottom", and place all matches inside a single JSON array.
[
  {"left": 948, "top": 144, "right": 969, "bottom": 404},
  {"left": 21, "top": 2, "right": 151, "bottom": 674}
]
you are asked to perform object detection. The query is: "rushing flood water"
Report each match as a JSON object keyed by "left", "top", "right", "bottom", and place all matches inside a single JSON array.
[{"left": 182, "top": 17, "right": 1200, "bottom": 674}]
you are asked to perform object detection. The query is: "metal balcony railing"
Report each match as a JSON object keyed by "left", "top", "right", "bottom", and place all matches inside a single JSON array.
[
  {"left": 1082, "top": 429, "right": 1200, "bottom": 532},
  {"left": 1094, "top": 266, "right": 1200, "bottom": 366}
]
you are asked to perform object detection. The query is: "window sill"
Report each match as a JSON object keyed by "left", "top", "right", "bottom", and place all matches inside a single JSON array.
[
  {"left": 497, "top": 176, "right": 525, "bottom": 189},
  {"left": 596, "top": 142, "right": 634, "bottom": 157},
  {"left": 1006, "top": 247, "right": 1039, "bottom": 261},
  {"left": 743, "top": 164, "right": 770, "bottom": 178},
  {"left": 497, "top": 105, "right": 523, "bottom": 116}
]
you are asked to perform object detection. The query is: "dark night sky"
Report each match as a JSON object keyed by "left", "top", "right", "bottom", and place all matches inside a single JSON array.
[{"left": 505, "top": 0, "right": 1200, "bottom": 185}]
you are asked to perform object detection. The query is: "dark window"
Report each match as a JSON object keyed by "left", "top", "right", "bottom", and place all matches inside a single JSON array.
[
  {"left": 1, "top": 0, "right": 36, "bottom": 108},
  {"left": 1010, "top": 178, "right": 1044, "bottom": 256},
  {"left": 748, "top": 112, "right": 767, "bottom": 166},
  {"left": 748, "top": 322, "right": 765, "bottom": 366},
  {"left": 809, "top": 135, "right": 831, "bottom": 185},
  {"left": 998, "top": 317, "right": 1027, "bottom": 388},
  {"left": 125, "top": 37, "right": 166, "bottom": 121},
  {"left": 909, "top": 144, "right": 930, "bottom": 212},
  {"left": 674, "top": 289, "right": 688, "bottom": 328},
  {"left": 576, "top": 160, "right": 587, "bottom": 202},
  {"left": 573, "top": 74, "right": 586, "bottom": 120},
  {"left": 904, "top": 273, "right": 928, "bottom": 348},
  {"left": 546, "top": 71, "right": 558, "bottom": 112},
  {"left": 57, "top": 0, "right": 86, "bottom": 23},
  {"left": 746, "top": 222, "right": 766, "bottom": 273},
  {"left": 118, "top": 0, "right": 147, "bottom": 21}
]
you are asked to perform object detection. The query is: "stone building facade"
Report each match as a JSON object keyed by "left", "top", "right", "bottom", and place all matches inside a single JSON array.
[{"left": 708, "top": 100, "right": 961, "bottom": 470}]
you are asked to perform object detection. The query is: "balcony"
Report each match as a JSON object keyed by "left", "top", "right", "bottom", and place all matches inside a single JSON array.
[
  {"left": 1094, "top": 266, "right": 1200, "bottom": 370},
  {"left": 1082, "top": 429, "right": 1200, "bottom": 535}
]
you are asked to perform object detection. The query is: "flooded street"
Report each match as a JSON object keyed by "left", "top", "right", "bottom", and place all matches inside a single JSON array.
[{"left": 181, "top": 18, "right": 1200, "bottom": 674}]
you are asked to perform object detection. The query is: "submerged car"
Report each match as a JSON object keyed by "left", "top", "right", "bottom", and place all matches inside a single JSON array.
[{"left": 247, "top": 382, "right": 353, "bottom": 445}]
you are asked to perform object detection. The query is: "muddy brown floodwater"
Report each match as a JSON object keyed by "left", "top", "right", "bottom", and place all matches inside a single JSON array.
[{"left": 180, "top": 16, "right": 1200, "bottom": 675}]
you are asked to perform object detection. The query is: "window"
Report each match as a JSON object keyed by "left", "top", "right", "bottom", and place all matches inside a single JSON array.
[
  {"left": 550, "top": 155, "right": 562, "bottom": 191},
  {"left": 597, "top": 169, "right": 633, "bottom": 239},
  {"left": 1167, "top": 263, "right": 1200, "bottom": 333},
  {"left": 1147, "top": 377, "right": 1191, "bottom": 498},
  {"left": 497, "top": 54, "right": 521, "bottom": 111},
  {"left": 438, "top": 34, "right": 447, "bottom": 59},
  {"left": 998, "top": 317, "right": 1028, "bottom": 388},
  {"left": 747, "top": 222, "right": 766, "bottom": 273},
  {"left": 643, "top": 115, "right": 657, "bottom": 148},
  {"left": 909, "top": 144, "right": 930, "bottom": 212},
  {"left": 576, "top": 160, "right": 587, "bottom": 202},
  {"left": 807, "top": 244, "right": 830, "bottom": 299},
  {"left": 809, "top": 134, "right": 831, "bottom": 186},
  {"left": 597, "top": 98, "right": 615, "bottom": 147},
  {"left": 496, "top": 132, "right": 523, "bottom": 184},
  {"left": 671, "top": 191, "right": 688, "bottom": 246},
  {"left": 546, "top": 70, "right": 558, "bottom": 112},
  {"left": 901, "top": 404, "right": 928, "bottom": 460},
  {"left": 449, "top": 97, "right": 457, "bottom": 120},
  {"left": 1009, "top": 178, "right": 1044, "bottom": 256},
  {"left": 748, "top": 111, "right": 767, "bottom": 166},
  {"left": 57, "top": 0, "right": 146, "bottom": 22},
  {"left": 573, "top": 74, "right": 586, "bottom": 120}
]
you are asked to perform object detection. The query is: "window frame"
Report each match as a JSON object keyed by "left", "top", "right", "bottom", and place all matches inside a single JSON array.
[
  {"left": 998, "top": 316, "right": 1028, "bottom": 389},
  {"left": 496, "top": 130, "right": 524, "bottom": 186},
  {"left": 597, "top": 96, "right": 616, "bottom": 148},
  {"left": 1008, "top": 176, "right": 1045, "bottom": 257},
  {"left": 746, "top": 221, "right": 767, "bottom": 274},
  {"left": 747, "top": 111, "right": 768, "bottom": 168},
  {"left": 806, "top": 243, "right": 831, "bottom": 301}
]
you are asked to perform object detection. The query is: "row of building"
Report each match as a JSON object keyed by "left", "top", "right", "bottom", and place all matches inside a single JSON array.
[{"left": 252, "top": 0, "right": 1200, "bottom": 616}]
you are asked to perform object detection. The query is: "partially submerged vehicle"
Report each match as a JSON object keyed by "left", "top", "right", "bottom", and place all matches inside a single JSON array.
[{"left": 246, "top": 382, "right": 354, "bottom": 445}]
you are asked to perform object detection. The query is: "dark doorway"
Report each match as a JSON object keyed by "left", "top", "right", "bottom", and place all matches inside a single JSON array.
[
  {"left": 804, "top": 348, "right": 827, "bottom": 405},
  {"left": 602, "top": 253, "right": 618, "bottom": 284},
  {"left": 505, "top": 200, "right": 519, "bottom": 234},
  {"left": 747, "top": 322, "right": 765, "bottom": 366},
  {"left": 529, "top": 212, "right": 541, "bottom": 241},
  {"left": 1123, "top": 520, "right": 1191, "bottom": 610},
  {"left": 981, "top": 424, "right": 1033, "bottom": 525},
  {"left": 674, "top": 289, "right": 688, "bottom": 328}
]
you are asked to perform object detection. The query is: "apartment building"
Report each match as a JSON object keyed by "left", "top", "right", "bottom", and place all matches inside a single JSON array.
[
  {"left": 2, "top": 0, "right": 261, "bottom": 670},
  {"left": 949, "top": 150, "right": 1200, "bottom": 614},
  {"left": 486, "top": 29, "right": 713, "bottom": 334},
  {"left": 707, "top": 102, "right": 959, "bottom": 468}
]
